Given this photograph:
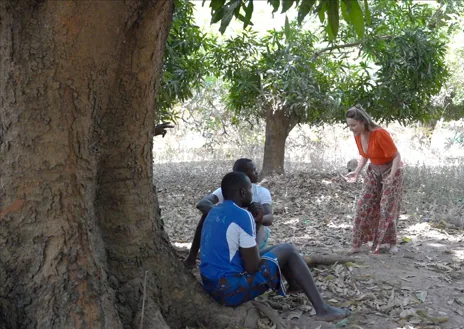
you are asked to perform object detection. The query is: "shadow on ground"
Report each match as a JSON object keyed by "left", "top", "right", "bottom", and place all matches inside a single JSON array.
[{"left": 155, "top": 161, "right": 464, "bottom": 329}]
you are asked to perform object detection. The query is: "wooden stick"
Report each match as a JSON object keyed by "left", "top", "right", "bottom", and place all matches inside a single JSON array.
[{"left": 139, "top": 270, "right": 148, "bottom": 329}]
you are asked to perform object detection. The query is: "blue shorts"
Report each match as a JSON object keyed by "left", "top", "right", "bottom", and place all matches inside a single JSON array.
[{"left": 201, "top": 252, "right": 286, "bottom": 306}]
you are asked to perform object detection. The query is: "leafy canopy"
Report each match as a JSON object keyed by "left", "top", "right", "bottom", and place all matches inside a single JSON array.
[
  {"left": 206, "top": 0, "right": 370, "bottom": 39},
  {"left": 157, "top": 0, "right": 216, "bottom": 122},
  {"left": 212, "top": 25, "right": 340, "bottom": 125},
  {"left": 212, "top": 0, "right": 451, "bottom": 126}
]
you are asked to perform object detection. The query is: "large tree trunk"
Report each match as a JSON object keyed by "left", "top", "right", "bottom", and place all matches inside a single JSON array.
[
  {"left": 260, "top": 107, "right": 298, "bottom": 178},
  {"left": 0, "top": 1, "right": 257, "bottom": 328}
]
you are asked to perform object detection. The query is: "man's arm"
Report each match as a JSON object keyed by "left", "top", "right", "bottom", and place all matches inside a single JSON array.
[
  {"left": 257, "top": 187, "right": 273, "bottom": 226},
  {"left": 261, "top": 204, "right": 273, "bottom": 226},
  {"left": 237, "top": 210, "right": 260, "bottom": 273},
  {"left": 240, "top": 246, "right": 261, "bottom": 273},
  {"left": 196, "top": 194, "right": 219, "bottom": 215}
]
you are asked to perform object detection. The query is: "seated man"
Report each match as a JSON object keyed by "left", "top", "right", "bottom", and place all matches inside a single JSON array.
[
  {"left": 199, "top": 172, "right": 350, "bottom": 322},
  {"left": 184, "top": 158, "right": 273, "bottom": 268}
]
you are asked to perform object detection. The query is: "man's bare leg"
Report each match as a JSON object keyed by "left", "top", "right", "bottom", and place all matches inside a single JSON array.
[
  {"left": 271, "top": 243, "right": 350, "bottom": 322},
  {"left": 184, "top": 214, "right": 207, "bottom": 269},
  {"left": 260, "top": 245, "right": 301, "bottom": 293}
]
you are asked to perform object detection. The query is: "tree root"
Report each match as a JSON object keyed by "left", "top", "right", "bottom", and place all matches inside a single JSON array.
[
  {"left": 252, "top": 301, "right": 289, "bottom": 329},
  {"left": 303, "top": 254, "right": 360, "bottom": 267},
  {"left": 174, "top": 247, "right": 360, "bottom": 268}
]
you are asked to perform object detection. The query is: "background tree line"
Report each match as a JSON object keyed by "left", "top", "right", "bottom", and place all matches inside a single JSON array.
[{"left": 160, "top": 0, "right": 464, "bottom": 176}]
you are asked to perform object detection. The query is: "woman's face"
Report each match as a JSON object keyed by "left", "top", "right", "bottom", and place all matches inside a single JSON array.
[{"left": 346, "top": 118, "right": 364, "bottom": 136}]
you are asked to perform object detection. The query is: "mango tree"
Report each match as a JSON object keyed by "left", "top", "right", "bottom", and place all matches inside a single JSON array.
[
  {"left": 0, "top": 0, "right": 428, "bottom": 328},
  {"left": 212, "top": 0, "right": 451, "bottom": 176}
]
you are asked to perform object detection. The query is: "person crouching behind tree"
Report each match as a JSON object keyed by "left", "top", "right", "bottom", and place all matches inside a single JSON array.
[
  {"left": 184, "top": 158, "right": 273, "bottom": 269},
  {"left": 199, "top": 172, "right": 351, "bottom": 321},
  {"left": 343, "top": 105, "right": 404, "bottom": 254}
]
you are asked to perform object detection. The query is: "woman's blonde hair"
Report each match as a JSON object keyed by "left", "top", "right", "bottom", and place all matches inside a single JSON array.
[{"left": 346, "top": 104, "right": 379, "bottom": 131}]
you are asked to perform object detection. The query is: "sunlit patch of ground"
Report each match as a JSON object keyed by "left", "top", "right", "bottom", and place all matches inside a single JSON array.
[{"left": 155, "top": 159, "right": 464, "bottom": 329}]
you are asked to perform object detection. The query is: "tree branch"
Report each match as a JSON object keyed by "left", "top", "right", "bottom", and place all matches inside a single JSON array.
[{"left": 311, "top": 35, "right": 392, "bottom": 60}]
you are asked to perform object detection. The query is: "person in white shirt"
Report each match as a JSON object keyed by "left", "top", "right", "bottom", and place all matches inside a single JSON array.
[
  {"left": 199, "top": 171, "right": 351, "bottom": 322},
  {"left": 184, "top": 158, "right": 273, "bottom": 269}
]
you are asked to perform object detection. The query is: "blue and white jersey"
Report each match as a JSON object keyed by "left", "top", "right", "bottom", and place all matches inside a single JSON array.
[{"left": 200, "top": 200, "right": 257, "bottom": 279}]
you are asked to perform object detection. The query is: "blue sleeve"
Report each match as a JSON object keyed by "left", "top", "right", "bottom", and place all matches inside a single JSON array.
[{"left": 235, "top": 208, "right": 256, "bottom": 238}]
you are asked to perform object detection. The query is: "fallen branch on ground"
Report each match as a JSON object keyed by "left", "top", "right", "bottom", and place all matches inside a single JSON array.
[
  {"left": 174, "top": 247, "right": 360, "bottom": 268},
  {"left": 303, "top": 254, "right": 360, "bottom": 267}
]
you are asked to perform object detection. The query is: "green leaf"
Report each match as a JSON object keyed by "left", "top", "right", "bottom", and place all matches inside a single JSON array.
[
  {"left": 401, "top": 237, "right": 412, "bottom": 244},
  {"left": 243, "top": 0, "right": 254, "bottom": 28},
  {"left": 317, "top": 1, "right": 326, "bottom": 23},
  {"left": 325, "top": 22, "right": 334, "bottom": 40},
  {"left": 219, "top": 1, "right": 241, "bottom": 34},
  {"left": 327, "top": 0, "right": 340, "bottom": 38},
  {"left": 211, "top": 6, "right": 226, "bottom": 24},
  {"left": 210, "top": 0, "right": 226, "bottom": 10},
  {"left": 340, "top": 0, "right": 350, "bottom": 24},
  {"left": 297, "top": 0, "right": 316, "bottom": 24},
  {"left": 284, "top": 15, "right": 291, "bottom": 39},
  {"left": 363, "top": 0, "right": 371, "bottom": 26},
  {"left": 343, "top": 0, "right": 364, "bottom": 38},
  {"left": 281, "top": 0, "right": 295, "bottom": 13},
  {"left": 268, "top": 0, "right": 280, "bottom": 13}
]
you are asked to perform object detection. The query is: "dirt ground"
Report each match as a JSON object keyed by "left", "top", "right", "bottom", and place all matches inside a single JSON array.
[{"left": 155, "top": 161, "right": 464, "bottom": 329}]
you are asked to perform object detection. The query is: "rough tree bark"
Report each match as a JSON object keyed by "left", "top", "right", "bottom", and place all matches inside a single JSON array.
[
  {"left": 0, "top": 1, "right": 258, "bottom": 328},
  {"left": 260, "top": 106, "right": 298, "bottom": 178}
]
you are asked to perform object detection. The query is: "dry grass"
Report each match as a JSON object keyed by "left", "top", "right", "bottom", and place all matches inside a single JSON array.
[
  {"left": 153, "top": 120, "right": 464, "bottom": 226},
  {"left": 153, "top": 122, "right": 464, "bottom": 329}
]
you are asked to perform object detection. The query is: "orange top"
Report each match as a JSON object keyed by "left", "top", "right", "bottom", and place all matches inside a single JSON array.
[{"left": 354, "top": 128, "right": 398, "bottom": 165}]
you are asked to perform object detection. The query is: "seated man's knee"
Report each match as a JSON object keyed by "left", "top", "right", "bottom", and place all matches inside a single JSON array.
[{"left": 280, "top": 243, "right": 298, "bottom": 254}]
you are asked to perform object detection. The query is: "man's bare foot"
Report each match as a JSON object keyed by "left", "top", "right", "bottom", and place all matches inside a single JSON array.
[
  {"left": 183, "top": 256, "right": 197, "bottom": 269},
  {"left": 348, "top": 247, "right": 361, "bottom": 254},
  {"left": 314, "top": 304, "right": 351, "bottom": 322},
  {"left": 389, "top": 245, "right": 398, "bottom": 254}
]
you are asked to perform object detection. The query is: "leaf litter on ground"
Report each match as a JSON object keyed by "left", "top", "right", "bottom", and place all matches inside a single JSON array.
[{"left": 155, "top": 163, "right": 464, "bottom": 329}]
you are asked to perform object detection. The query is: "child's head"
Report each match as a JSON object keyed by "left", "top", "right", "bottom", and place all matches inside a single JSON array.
[{"left": 347, "top": 158, "right": 358, "bottom": 173}]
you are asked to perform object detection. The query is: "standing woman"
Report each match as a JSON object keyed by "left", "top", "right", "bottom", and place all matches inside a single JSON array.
[{"left": 344, "top": 105, "right": 404, "bottom": 254}]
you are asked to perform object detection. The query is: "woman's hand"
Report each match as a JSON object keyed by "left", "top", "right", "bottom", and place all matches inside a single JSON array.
[
  {"left": 383, "top": 174, "right": 393, "bottom": 185},
  {"left": 343, "top": 171, "right": 358, "bottom": 183}
]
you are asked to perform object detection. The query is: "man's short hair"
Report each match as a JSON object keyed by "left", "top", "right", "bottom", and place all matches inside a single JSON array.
[
  {"left": 233, "top": 158, "right": 253, "bottom": 173},
  {"left": 221, "top": 172, "right": 250, "bottom": 199}
]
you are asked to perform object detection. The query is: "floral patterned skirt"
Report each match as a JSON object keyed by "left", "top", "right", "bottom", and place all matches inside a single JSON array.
[{"left": 352, "top": 162, "right": 404, "bottom": 249}]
